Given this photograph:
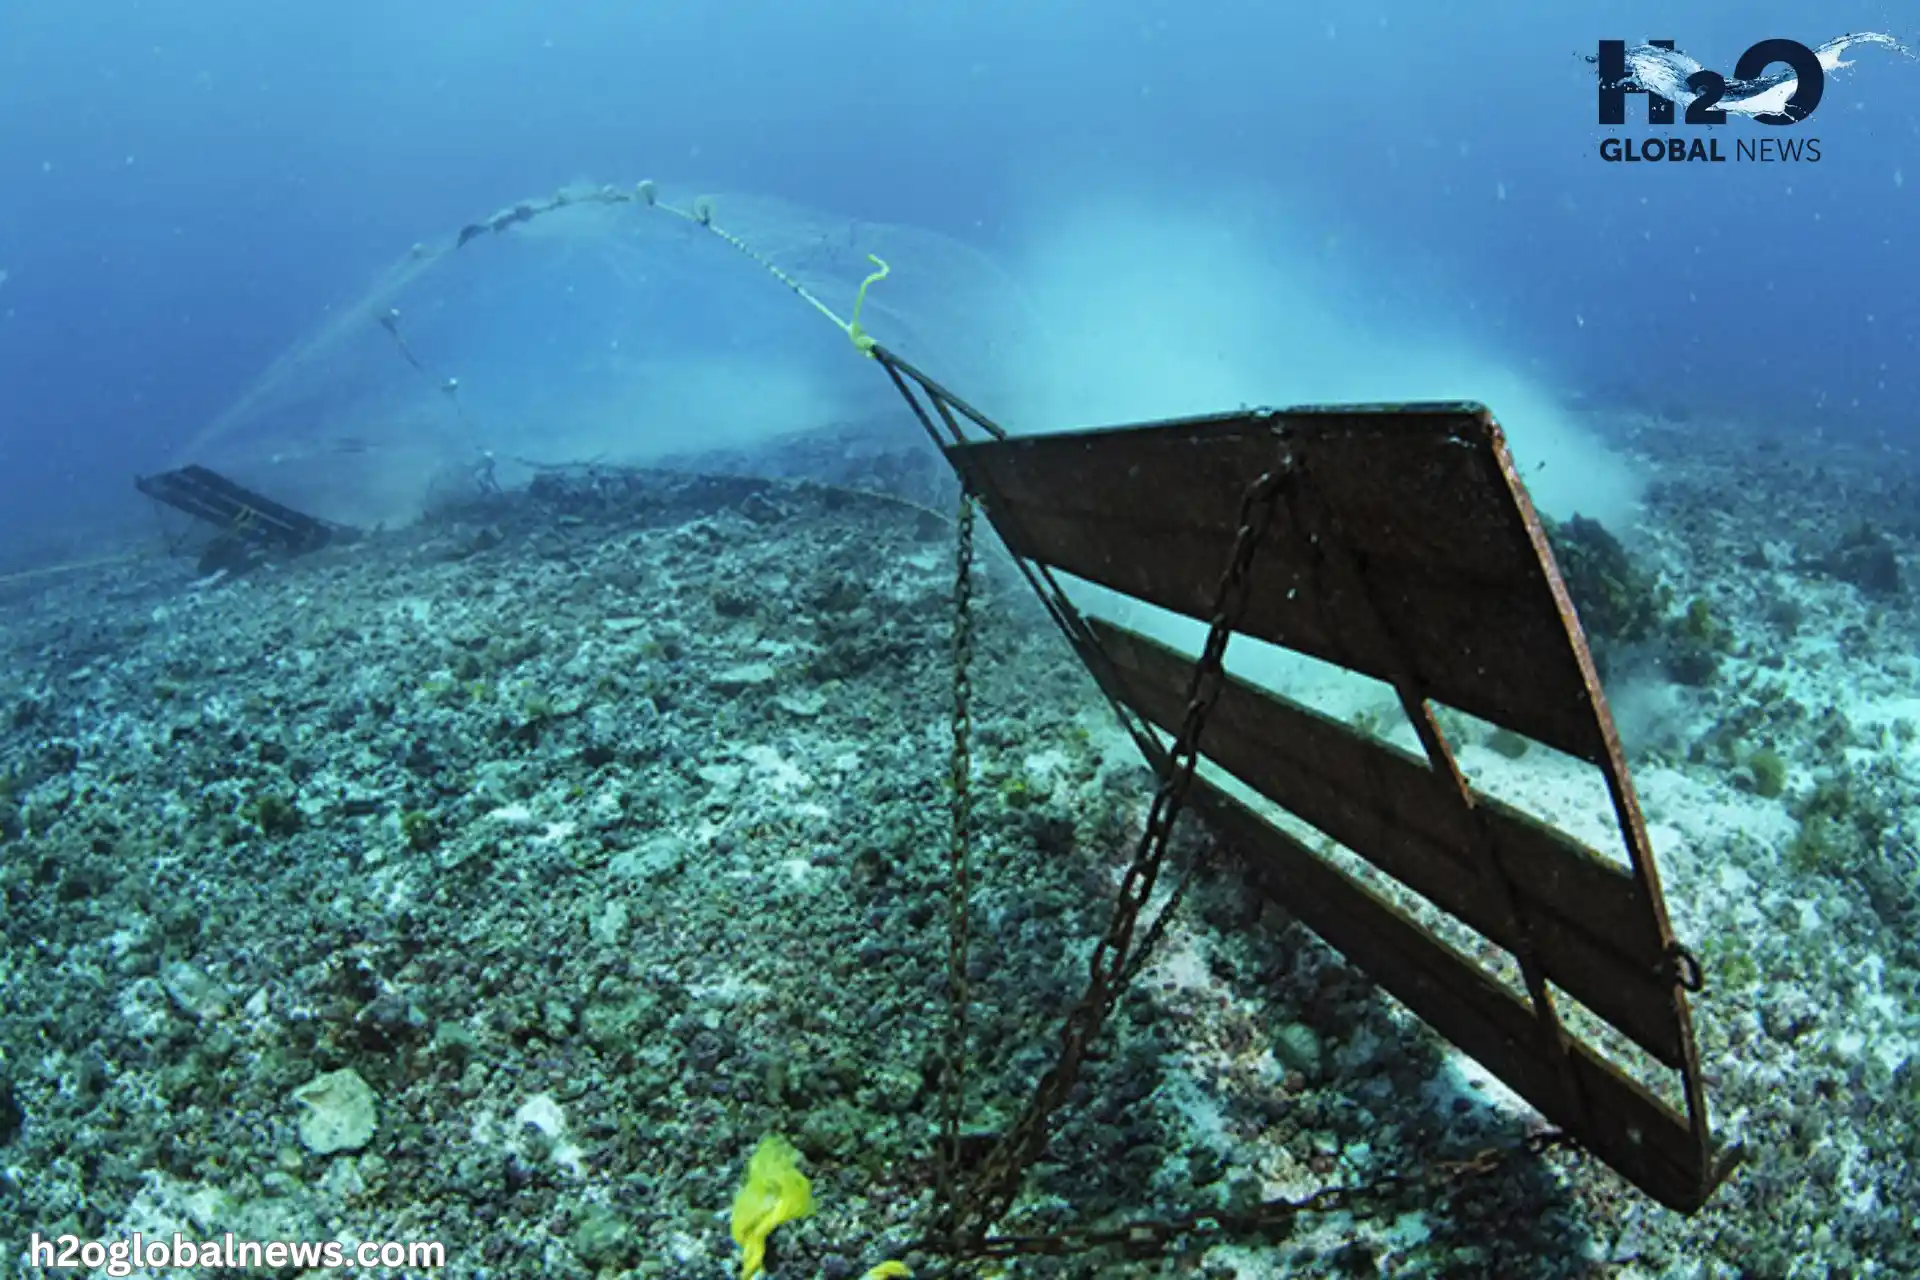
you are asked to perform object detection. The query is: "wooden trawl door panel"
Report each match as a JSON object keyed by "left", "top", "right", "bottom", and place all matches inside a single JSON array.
[
  {"left": 1086, "top": 617, "right": 1686, "bottom": 1069},
  {"left": 1190, "top": 780, "right": 1713, "bottom": 1212},
  {"left": 935, "top": 398, "right": 1726, "bottom": 1212},
  {"left": 943, "top": 407, "right": 1610, "bottom": 764}
]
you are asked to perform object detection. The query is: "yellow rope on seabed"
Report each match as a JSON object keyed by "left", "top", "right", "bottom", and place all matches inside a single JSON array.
[{"left": 0, "top": 550, "right": 154, "bottom": 587}]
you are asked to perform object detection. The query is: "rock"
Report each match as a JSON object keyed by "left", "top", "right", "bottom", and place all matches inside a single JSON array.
[
  {"left": 1762, "top": 989, "right": 1818, "bottom": 1043},
  {"left": 608, "top": 834, "right": 687, "bottom": 882},
  {"left": 161, "top": 962, "right": 230, "bottom": 1022},
  {"left": 292, "top": 1069, "right": 377, "bottom": 1154},
  {"left": 0, "top": 1075, "right": 23, "bottom": 1145},
  {"left": 773, "top": 690, "right": 827, "bottom": 717},
  {"left": 1274, "top": 1021, "right": 1324, "bottom": 1081},
  {"left": 573, "top": 1206, "right": 636, "bottom": 1269},
  {"left": 591, "top": 899, "right": 630, "bottom": 945},
  {"left": 1823, "top": 524, "right": 1902, "bottom": 598},
  {"left": 712, "top": 662, "right": 776, "bottom": 691}
]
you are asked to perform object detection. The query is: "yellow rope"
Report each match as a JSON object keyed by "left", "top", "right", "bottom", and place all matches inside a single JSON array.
[
  {"left": 0, "top": 549, "right": 154, "bottom": 586},
  {"left": 646, "top": 188, "right": 890, "bottom": 358}
]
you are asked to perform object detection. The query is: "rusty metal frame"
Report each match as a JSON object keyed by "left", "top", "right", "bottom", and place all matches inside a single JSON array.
[
  {"left": 134, "top": 465, "right": 343, "bottom": 555},
  {"left": 869, "top": 345, "right": 1738, "bottom": 1213}
]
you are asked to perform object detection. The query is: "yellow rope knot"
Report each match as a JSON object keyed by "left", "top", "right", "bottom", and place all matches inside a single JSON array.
[{"left": 848, "top": 255, "right": 890, "bottom": 357}]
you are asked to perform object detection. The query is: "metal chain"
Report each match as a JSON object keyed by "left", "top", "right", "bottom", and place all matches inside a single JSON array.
[
  {"left": 918, "top": 443, "right": 1575, "bottom": 1271},
  {"left": 948, "top": 454, "right": 1297, "bottom": 1244},
  {"left": 932, "top": 491, "right": 978, "bottom": 1239},
  {"left": 926, "top": 1129, "right": 1574, "bottom": 1264},
  {"left": 1119, "top": 831, "right": 1205, "bottom": 989}
]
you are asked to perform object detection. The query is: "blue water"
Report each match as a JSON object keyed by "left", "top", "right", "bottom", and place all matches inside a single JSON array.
[{"left": 1, "top": 0, "right": 1915, "bottom": 546}]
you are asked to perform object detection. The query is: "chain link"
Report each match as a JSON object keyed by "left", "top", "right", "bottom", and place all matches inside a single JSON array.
[
  {"left": 945, "top": 454, "right": 1297, "bottom": 1244},
  {"left": 1662, "top": 941, "right": 1706, "bottom": 993},
  {"left": 932, "top": 491, "right": 978, "bottom": 1240},
  {"left": 925, "top": 445, "right": 1569, "bottom": 1268}
]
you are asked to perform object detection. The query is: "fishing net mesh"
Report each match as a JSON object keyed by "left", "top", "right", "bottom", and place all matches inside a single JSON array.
[{"left": 179, "top": 180, "right": 1042, "bottom": 527}]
